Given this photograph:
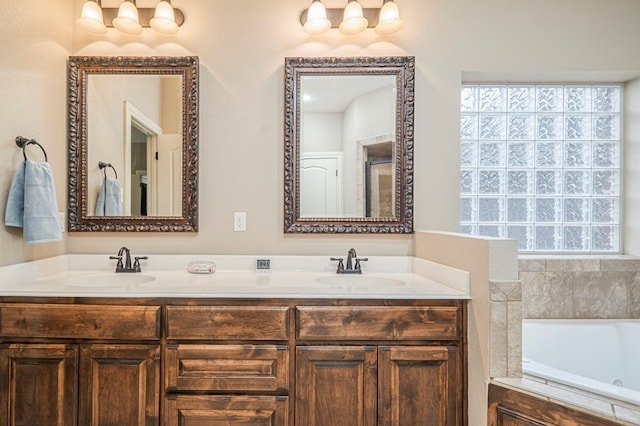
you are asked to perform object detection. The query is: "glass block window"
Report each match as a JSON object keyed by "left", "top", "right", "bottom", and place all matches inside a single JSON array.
[{"left": 460, "top": 84, "right": 621, "bottom": 252}]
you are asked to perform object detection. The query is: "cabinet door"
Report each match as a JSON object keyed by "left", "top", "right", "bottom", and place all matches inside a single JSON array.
[
  {"left": 378, "top": 346, "right": 461, "bottom": 426},
  {"left": 164, "top": 395, "right": 289, "bottom": 426},
  {"left": 296, "top": 346, "right": 377, "bottom": 426},
  {"left": 0, "top": 344, "right": 78, "bottom": 426},
  {"left": 79, "top": 344, "right": 160, "bottom": 426}
]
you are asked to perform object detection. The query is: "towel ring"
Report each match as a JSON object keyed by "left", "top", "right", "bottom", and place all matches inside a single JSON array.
[
  {"left": 98, "top": 161, "right": 118, "bottom": 179},
  {"left": 15, "top": 136, "right": 48, "bottom": 162}
]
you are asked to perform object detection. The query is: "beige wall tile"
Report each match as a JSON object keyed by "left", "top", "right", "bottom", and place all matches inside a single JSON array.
[
  {"left": 546, "top": 259, "right": 600, "bottom": 272},
  {"left": 521, "top": 272, "right": 572, "bottom": 318},
  {"left": 600, "top": 259, "right": 640, "bottom": 272},
  {"left": 570, "top": 272, "right": 629, "bottom": 319},
  {"left": 519, "top": 259, "right": 546, "bottom": 272},
  {"left": 507, "top": 301, "right": 522, "bottom": 377},
  {"left": 629, "top": 273, "right": 640, "bottom": 318},
  {"left": 490, "top": 301, "right": 507, "bottom": 378}
]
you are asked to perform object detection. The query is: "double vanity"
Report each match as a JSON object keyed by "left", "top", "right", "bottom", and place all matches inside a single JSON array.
[{"left": 0, "top": 254, "right": 469, "bottom": 425}]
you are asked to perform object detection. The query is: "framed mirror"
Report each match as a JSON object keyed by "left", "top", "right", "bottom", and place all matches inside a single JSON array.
[
  {"left": 284, "top": 56, "right": 415, "bottom": 233},
  {"left": 67, "top": 56, "right": 199, "bottom": 232}
]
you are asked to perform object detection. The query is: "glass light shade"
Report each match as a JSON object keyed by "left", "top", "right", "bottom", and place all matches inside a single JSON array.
[
  {"left": 375, "top": 0, "right": 403, "bottom": 35},
  {"left": 303, "top": 1, "right": 331, "bottom": 35},
  {"left": 339, "top": 1, "right": 368, "bottom": 35},
  {"left": 112, "top": 1, "right": 142, "bottom": 34},
  {"left": 76, "top": 1, "right": 107, "bottom": 34},
  {"left": 150, "top": 1, "right": 178, "bottom": 34}
]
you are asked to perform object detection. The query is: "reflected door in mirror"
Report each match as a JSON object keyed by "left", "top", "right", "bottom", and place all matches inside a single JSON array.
[{"left": 87, "top": 74, "right": 183, "bottom": 218}]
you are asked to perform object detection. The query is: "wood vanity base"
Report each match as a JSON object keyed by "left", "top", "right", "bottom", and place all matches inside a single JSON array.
[{"left": 0, "top": 297, "right": 467, "bottom": 426}]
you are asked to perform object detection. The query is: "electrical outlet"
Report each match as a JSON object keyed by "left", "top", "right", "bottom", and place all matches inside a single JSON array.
[
  {"left": 256, "top": 257, "right": 271, "bottom": 272},
  {"left": 234, "top": 212, "right": 246, "bottom": 231}
]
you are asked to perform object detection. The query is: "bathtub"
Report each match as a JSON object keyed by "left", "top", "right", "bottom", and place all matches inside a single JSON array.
[{"left": 522, "top": 319, "right": 640, "bottom": 406}]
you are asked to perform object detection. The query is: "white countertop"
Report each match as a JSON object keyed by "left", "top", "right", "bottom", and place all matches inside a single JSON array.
[{"left": 0, "top": 255, "right": 470, "bottom": 299}]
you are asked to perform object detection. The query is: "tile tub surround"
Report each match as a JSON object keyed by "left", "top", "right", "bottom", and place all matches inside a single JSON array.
[
  {"left": 490, "top": 280, "right": 523, "bottom": 378},
  {"left": 519, "top": 256, "right": 640, "bottom": 319}
]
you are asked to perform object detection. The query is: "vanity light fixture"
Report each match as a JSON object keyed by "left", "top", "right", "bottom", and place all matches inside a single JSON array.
[
  {"left": 303, "top": 0, "right": 331, "bottom": 35},
  {"left": 150, "top": 0, "right": 179, "bottom": 34},
  {"left": 339, "top": 0, "right": 368, "bottom": 35},
  {"left": 76, "top": 0, "right": 108, "bottom": 34},
  {"left": 375, "top": 0, "right": 404, "bottom": 35},
  {"left": 76, "top": 0, "right": 185, "bottom": 35},
  {"left": 301, "top": 0, "right": 403, "bottom": 35},
  {"left": 112, "top": 0, "right": 142, "bottom": 34}
]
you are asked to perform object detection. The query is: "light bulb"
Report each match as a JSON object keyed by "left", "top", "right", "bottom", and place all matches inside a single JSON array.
[
  {"left": 150, "top": 1, "right": 178, "bottom": 34},
  {"left": 339, "top": 0, "right": 368, "bottom": 35},
  {"left": 375, "top": 0, "right": 403, "bottom": 35},
  {"left": 304, "top": 0, "right": 331, "bottom": 35},
  {"left": 76, "top": 0, "right": 107, "bottom": 34},
  {"left": 112, "top": 0, "right": 142, "bottom": 34}
]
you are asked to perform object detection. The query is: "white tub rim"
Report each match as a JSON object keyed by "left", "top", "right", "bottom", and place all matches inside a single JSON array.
[{"left": 522, "top": 319, "right": 640, "bottom": 408}]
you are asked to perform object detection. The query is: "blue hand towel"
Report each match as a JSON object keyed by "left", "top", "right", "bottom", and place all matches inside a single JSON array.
[
  {"left": 5, "top": 159, "right": 62, "bottom": 244},
  {"left": 95, "top": 176, "right": 122, "bottom": 216}
]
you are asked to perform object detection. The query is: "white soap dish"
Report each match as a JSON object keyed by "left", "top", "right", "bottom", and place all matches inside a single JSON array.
[{"left": 187, "top": 260, "right": 216, "bottom": 274}]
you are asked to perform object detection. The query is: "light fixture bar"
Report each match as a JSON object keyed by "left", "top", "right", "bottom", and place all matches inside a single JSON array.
[
  {"left": 101, "top": 7, "right": 184, "bottom": 28},
  {"left": 300, "top": 7, "right": 380, "bottom": 28}
]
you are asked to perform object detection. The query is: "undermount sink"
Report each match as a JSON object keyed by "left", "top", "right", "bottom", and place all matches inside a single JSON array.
[
  {"left": 64, "top": 273, "right": 156, "bottom": 288},
  {"left": 315, "top": 275, "right": 405, "bottom": 288}
]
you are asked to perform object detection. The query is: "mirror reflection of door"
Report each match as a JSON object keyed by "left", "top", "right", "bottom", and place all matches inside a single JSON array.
[
  {"left": 86, "top": 73, "right": 183, "bottom": 217},
  {"left": 299, "top": 74, "right": 397, "bottom": 219},
  {"left": 364, "top": 142, "right": 394, "bottom": 218},
  {"left": 300, "top": 153, "right": 342, "bottom": 217},
  {"left": 130, "top": 125, "right": 148, "bottom": 216}
]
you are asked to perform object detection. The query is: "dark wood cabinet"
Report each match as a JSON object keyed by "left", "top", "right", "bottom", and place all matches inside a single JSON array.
[
  {"left": 296, "top": 346, "right": 378, "bottom": 426},
  {"left": 0, "top": 344, "right": 78, "bottom": 426},
  {"left": 488, "top": 383, "right": 622, "bottom": 426},
  {"left": 0, "top": 303, "right": 161, "bottom": 426},
  {"left": 164, "top": 395, "right": 289, "bottom": 425},
  {"left": 296, "top": 345, "right": 461, "bottom": 426},
  {"left": 79, "top": 344, "right": 160, "bottom": 426},
  {"left": 163, "top": 305, "right": 293, "bottom": 426},
  {"left": 0, "top": 298, "right": 466, "bottom": 426},
  {"left": 296, "top": 304, "right": 465, "bottom": 426},
  {"left": 0, "top": 343, "right": 160, "bottom": 426},
  {"left": 379, "top": 346, "right": 462, "bottom": 426}
]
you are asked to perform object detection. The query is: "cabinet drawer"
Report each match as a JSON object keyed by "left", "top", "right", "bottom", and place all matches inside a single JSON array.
[
  {"left": 0, "top": 303, "right": 161, "bottom": 340},
  {"left": 297, "top": 306, "right": 460, "bottom": 341},
  {"left": 164, "top": 395, "right": 290, "bottom": 426},
  {"left": 165, "top": 306, "right": 289, "bottom": 340},
  {"left": 165, "top": 344, "right": 289, "bottom": 392}
]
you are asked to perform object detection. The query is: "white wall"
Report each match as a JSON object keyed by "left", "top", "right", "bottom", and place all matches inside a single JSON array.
[
  {"left": 3, "top": 0, "right": 640, "bottom": 264},
  {"left": 0, "top": 1, "right": 71, "bottom": 267}
]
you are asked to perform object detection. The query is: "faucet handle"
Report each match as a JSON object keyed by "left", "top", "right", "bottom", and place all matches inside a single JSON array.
[
  {"left": 133, "top": 256, "right": 148, "bottom": 272},
  {"left": 109, "top": 255, "right": 123, "bottom": 269},
  {"left": 330, "top": 257, "right": 345, "bottom": 273},
  {"left": 354, "top": 257, "right": 368, "bottom": 273}
]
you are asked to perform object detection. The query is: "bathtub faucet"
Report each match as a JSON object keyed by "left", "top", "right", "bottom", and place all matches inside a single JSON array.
[{"left": 330, "top": 248, "right": 368, "bottom": 274}]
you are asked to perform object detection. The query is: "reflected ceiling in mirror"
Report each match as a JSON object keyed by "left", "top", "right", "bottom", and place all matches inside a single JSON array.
[
  {"left": 67, "top": 56, "right": 199, "bottom": 232},
  {"left": 284, "top": 56, "right": 415, "bottom": 233}
]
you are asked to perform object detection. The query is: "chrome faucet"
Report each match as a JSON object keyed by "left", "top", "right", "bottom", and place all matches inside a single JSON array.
[
  {"left": 331, "top": 248, "right": 368, "bottom": 274},
  {"left": 110, "top": 247, "right": 148, "bottom": 273}
]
